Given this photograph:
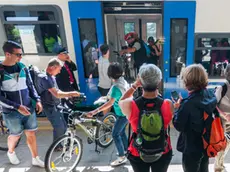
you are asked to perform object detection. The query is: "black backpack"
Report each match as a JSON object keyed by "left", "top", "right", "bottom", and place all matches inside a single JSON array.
[
  {"left": 130, "top": 96, "right": 168, "bottom": 163},
  {"left": 28, "top": 65, "right": 46, "bottom": 95}
]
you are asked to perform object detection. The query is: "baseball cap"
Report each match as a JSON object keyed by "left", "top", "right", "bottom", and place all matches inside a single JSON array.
[{"left": 56, "top": 47, "right": 68, "bottom": 54}]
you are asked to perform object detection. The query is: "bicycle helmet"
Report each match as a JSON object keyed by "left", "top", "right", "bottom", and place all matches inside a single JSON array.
[{"left": 124, "top": 32, "right": 137, "bottom": 41}]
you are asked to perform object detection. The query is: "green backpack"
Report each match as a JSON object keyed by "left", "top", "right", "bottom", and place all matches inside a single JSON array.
[{"left": 132, "top": 96, "right": 167, "bottom": 163}]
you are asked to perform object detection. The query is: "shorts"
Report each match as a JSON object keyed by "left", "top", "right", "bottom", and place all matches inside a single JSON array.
[{"left": 2, "top": 110, "right": 38, "bottom": 136}]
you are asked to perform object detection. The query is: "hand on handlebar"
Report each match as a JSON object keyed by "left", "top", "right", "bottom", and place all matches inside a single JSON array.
[
  {"left": 119, "top": 50, "right": 126, "bottom": 56},
  {"left": 86, "top": 109, "right": 98, "bottom": 118}
]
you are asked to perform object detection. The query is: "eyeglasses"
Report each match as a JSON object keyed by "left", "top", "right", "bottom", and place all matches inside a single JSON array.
[{"left": 12, "top": 53, "right": 23, "bottom": 57}]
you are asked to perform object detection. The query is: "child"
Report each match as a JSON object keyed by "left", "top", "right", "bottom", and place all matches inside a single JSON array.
[{"left": 87, "top": 62, "right": 129, "bottom": 167}]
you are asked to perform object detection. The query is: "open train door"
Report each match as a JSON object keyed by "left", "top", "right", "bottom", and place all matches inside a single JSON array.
[
  {"left": 68, "top": 2, "right": 104, "bottom": 105},
  {"left": 163, "top": 1, "right": 196, "bottom": 98}
]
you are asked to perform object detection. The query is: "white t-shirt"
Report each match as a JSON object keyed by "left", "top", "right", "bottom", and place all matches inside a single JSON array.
[{"left": 98, "top": 57, "right": 112, "bottom": 89}]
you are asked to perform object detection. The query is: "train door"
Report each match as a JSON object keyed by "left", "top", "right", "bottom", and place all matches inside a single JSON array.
[
  {"left": 163, "top": 1, "right": 196, "bottom": 98},
  {"left": 68, "top": 2, "right": 104, "bottom": 105},
  {"left": 105, "top": 14, "right": 162, "bottom": 82}
]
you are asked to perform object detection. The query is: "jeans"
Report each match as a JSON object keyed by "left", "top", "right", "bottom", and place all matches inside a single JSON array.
[
  {"left": 182, "top": 152, "right": 209, "bottom": 172},
  {"left": 3, "top": 109, "right": 37, "bottom": 136},
  {"left": 128, "top": 150, "right": 172, "bottom": 172},
  {"left": 43, "top": 106, "right": 67, "bottom": 142},
  {"left": 112, "top": 116, "right": 128, "bottom": 157}
]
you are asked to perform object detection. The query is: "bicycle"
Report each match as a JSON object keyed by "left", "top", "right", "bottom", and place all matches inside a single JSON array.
[
  {"left": 0, "top": 109, "right": 21, "bottom": 151},
  {"left": 45, "top": 96, "right": 117, "bottom": 172}
]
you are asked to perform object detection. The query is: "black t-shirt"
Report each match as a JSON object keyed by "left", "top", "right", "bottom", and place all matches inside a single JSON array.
[
  {"left": 148, "top": 45, "right": 160, "bottom": 65},
  {"left": 3, "top": 64, "right": 20, "bottom": 80}
]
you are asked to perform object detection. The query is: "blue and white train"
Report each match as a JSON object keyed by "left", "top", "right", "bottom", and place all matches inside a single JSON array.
[{"left": 0, "top": 0, "right": 229, "bottom": 106}]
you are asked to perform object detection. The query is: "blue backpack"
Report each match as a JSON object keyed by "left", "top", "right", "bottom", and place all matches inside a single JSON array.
[{"left": 142, "top": 41, "right": 151, "bottom": 57}]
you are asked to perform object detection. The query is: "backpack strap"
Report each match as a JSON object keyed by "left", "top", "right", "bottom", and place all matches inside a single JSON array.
[
  {"left": 217, "top": 82, "right": 228, "bottom": 105},
  {"left": 0, "top": 63, "right": 4, "bottom": 87}
]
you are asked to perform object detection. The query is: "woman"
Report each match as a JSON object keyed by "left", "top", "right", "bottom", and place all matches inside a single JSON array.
[
  {"left": 86, "top": 62, "right": 129, "bottom": 167},
  {"left": 119, "top": 64, "right": 173, "bottom": 172},
  {"left": 173, "top": 64, "right": 217, "bottom": 172}
]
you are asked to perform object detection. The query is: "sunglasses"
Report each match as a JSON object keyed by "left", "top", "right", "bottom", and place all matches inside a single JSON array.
[{"left": 12, "top": 53, "right": 23, "bottom": 57}]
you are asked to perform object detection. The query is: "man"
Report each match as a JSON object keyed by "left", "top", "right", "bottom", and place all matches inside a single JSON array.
[
  {"left": 98, "top": 44, "right": 112, "bottom": 96},
  {"left": 119, "top": 32, "right": 148, "bottom": 73},
  {"left": 38, "top": 58, "right": 80, "bottom": 145},
  {"left": 0, "top": 41, "right": 44, "bottom": 167},
  {"left": 55, "top": 47, "right": 79, "bottom": 91}
]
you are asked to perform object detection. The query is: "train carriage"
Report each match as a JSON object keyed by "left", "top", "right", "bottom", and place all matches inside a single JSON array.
[{"left": 0, "top": 0, "right": 229, "bottom": 106}]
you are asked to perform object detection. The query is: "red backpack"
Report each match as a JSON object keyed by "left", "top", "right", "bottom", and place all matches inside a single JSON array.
[{"left": 202, "top": 108, "right": 227, "bottom": 157}]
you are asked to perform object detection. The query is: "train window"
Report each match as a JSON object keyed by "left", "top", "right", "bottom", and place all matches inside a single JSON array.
[
  {"left": 170, "top": 19, "right": 188, "bottom": 77},
  {"left": 0, "top": 6, "right": 66, "bottom": 55},
  {"left": 4, "top": 11, "right": 55, "bottom": 21},
  {"left": 146, "top": 22, "right": 156, "bottom": 40},
  {"left": 124, "top": 22, "right": 135, "bottom": 35},
  {"left": 194, "top": 35, "right": 230, "bottom": 78},
  {"left": 78, "top": 19, "right": 99, "bottom": 78}
]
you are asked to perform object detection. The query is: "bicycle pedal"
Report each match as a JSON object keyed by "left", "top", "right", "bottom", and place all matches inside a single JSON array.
[
  {"left": 87, "top": 137, "right": 93, "bottom": 144},
  {"left": 95, "top": 150, "right": 100, "bottom": 154}
]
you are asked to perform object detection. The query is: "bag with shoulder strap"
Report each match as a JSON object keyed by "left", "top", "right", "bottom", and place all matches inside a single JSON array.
[
  {"left": 28, "top": 65, "right": 46, "bottom": 95},
  {"left": 202, "top": 108, "right": 227, "bottom": 157},
  {"left": 131, "top": 96, "right": 168, "bottom": 163},
  {"left": 215, "top": 82, "right": 228, "bottom": 105}
]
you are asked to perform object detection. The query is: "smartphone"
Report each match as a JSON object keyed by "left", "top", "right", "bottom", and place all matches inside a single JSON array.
[{"left": 171, "top": 91, "right": 179, "bottom": 101}]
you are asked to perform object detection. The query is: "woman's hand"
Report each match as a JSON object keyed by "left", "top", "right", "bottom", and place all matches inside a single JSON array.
[
  {"left": 172, "top": 94, "right": 183, "bottom": 109},
  {"left": 133, "top": 77, "right": 142, "bottom": 88},
  {"left": 86, "top": 110, "right": 98, "bottom": 118}
]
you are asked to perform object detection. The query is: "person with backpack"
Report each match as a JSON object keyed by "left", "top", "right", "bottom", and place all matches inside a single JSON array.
[
  {"left": 173, "top": 64, "right": 219, "bottom": 172},
  {"left": 119, "top": 64, "right": 173, "bottom": 172},
  {"left": 119, "top": 32, "right": 149, "bottom": 73},
  {"left": 214, "top": 63, "right": 230, "bottom": 172},
  {"left": 86, "top": 62, "right": 129, "bottom": 167},
  {"left": 0, "top": 41, "right": 44, "bottom": 167},
  {"left": 36, "top": 58, "right": 81, "bottom": 148}
]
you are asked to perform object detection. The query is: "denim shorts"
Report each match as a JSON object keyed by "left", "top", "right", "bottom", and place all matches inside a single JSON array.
[{"left": 2, "top": 110, "right": 38, "bottom": 136}]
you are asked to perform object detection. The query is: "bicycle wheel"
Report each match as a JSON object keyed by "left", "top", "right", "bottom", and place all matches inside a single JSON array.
[
  {"left": 45, "top": 135, "right": 83, "bottom": 172},
  {"left": 96, "top": 112, "right": 117, "bottom": 148},
  {"left": 0, "top": 119, "right": 21, "bottom": 151}
]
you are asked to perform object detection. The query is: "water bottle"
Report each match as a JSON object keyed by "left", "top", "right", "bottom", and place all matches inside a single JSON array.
[{"left": 136, "top": 137, "right": 142, "bottom": 146}]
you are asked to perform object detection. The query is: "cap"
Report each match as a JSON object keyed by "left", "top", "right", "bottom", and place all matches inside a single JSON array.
[{"left": 56, "top": 47, "right": 68, "bottom": 54}]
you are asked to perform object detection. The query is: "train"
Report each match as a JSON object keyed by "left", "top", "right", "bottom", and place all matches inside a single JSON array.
[{"left": 0, "top": 0, "right": 230, "bottom": 106}]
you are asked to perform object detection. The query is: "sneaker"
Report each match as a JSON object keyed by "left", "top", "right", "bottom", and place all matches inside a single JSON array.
[
  {"left": 7, "top": 151, "right": 20, "bottom": 165},
  {"left": 110, "top": 156, "right": 127, "bottom": 167},
  {"left": 32, "top": 156, "right": 44, "bottom": 168}
]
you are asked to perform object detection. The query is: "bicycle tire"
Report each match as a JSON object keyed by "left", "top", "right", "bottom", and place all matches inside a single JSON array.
[
  {"left": 0, "top": 118, "right": 21, "bottom": 151},
  {"left": 0, "top": 137, "right": 21, "bottom": 151},
  {"left": 45, "top": 135, "right": 83, "bottom": 172},
  {"left": 96, "top": 112, "right": 117, "bottom": 148}
]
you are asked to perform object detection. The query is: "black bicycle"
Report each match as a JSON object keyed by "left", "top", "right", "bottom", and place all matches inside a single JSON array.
[
  {"left": 0, "top": 110, "right": 21, "bottom": 151},
  {"left": 45, "top": 96, "right": 116, "bottom": 172}
]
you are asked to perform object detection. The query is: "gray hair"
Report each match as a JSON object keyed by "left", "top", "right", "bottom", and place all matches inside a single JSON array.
[
  {"left": 138, "top": 63, "right": 162, "bottom": 91},
  {"left": 224, "top": 63, "right": 230, "bottom": 81},
  {"left": 48, "top": 58, "right": 63, "bottom": 67}
]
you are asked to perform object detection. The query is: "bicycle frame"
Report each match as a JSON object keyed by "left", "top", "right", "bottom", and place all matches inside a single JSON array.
[{"left": 66, "top": 113, "right": 110, "bottom": 142}]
